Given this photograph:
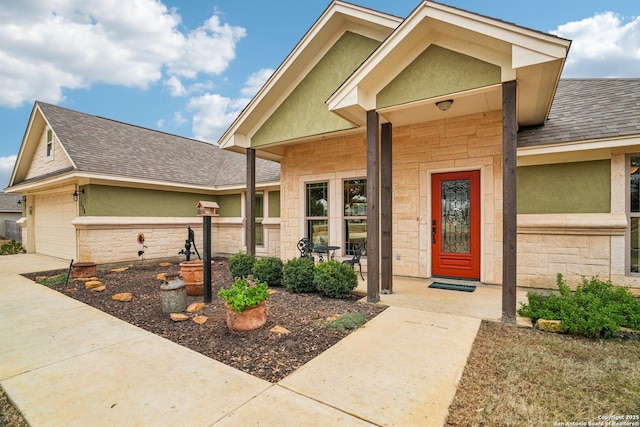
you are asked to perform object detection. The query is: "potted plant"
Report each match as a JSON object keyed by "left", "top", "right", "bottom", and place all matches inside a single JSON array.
[{"left": 218, "top": 276, "right": 269, "bottom": 331}]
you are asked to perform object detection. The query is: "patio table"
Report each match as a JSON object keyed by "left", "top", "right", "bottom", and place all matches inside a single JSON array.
[{"left": 313, "top": 245, "right": 340, "bottom": 262}]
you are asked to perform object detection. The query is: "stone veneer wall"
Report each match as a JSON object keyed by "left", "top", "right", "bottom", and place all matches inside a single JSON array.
[
  {"left": 280, "top": 110, "right": 504, "bottom": 283},
  {"left": 517, "top": 213, "right": 628, "bottom": 289},
  {"left": 72, "top": 216, "right": 280, "bottom": 264}
]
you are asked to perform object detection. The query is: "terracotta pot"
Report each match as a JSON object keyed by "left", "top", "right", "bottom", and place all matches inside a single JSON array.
[
  {"left": 225, "top": 301, "right": 267, "bottom": 332},
  {"left": 72, "top": 262, "right": 97, "bottom": 278},
  {"left": 179, "top": 260, "right": 214, "bottom": 296}
]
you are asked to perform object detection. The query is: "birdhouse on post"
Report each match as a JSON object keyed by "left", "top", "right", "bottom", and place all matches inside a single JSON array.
[{"left": 197, "top": 201, "right": 219, "bottom": 217}]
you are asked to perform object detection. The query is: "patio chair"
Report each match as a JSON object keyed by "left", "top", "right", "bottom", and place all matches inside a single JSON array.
[
  {"left": 342, "top": 241, "right": 364, "bottom": 280},
  {"left": 297, "top": 238, "right": 313, "bottom": 259}
]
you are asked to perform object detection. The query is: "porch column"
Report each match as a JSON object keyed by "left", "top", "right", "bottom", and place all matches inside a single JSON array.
[
  {"left": 246, "top": 148, "right": 256, "bottom": 256},
  {"left": 366, "top": 110, "right": 380, "bottom": 303},
  {"left": 381, "top": 122, "right": 393, "bottom": 294},
  {"left": 502, "top": 80, "right": 517, "bottom": 323}
]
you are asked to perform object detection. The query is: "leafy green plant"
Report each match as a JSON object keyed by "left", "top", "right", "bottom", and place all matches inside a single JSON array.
[
  {"left": 228, "top": 252, "right": 256, "bottom": 278},
  {"left": 0, "top": 240, "right": 25, "bottom": 255},
  {"left": 283, "top": 257, "right": 316, "bottom": 293},
  {"left": 326, "top": 312, "right": 367, "bottom": 332},
  {"left": 518, "top": 274, "right": 640, "bottom": 338},
  {"left": 252, "top": 257, "right": 284, "bottom": 287},
  {"left": 218, "top": 276, "right": 269, "bottom": 313},
  {"left": 313, "top": 260, "right": 358, "bottom": 299}
]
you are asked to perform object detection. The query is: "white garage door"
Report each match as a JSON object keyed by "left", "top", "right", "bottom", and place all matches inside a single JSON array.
[{"left": 35, "top": 193, "right": 76, "bottom": 260}]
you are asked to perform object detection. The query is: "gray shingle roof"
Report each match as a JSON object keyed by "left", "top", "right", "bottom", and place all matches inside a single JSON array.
[
  {"left": 35, "top": 102, "right": 280, "bottom": 187},
  {"left": 518, "top": 79, "right": 640, "bottom": 147},
  {"left": 0, "top": 193, "right": 22, "bottom": 212}
]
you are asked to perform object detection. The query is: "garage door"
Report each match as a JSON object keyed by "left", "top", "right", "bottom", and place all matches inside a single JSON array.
[{"left": 35, "top": 193, "right": 76, "bottom": 260}]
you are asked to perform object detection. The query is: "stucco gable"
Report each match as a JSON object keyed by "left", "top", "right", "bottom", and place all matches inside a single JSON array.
[
  {"left": 218, "top": 1, "right": 401, "bottom": 159},
  {"left": 327, "top": 1, "right": 570, "bottom": 127},
  {"left": 252, "top": 31, "right": 380, "bottom": 146}
]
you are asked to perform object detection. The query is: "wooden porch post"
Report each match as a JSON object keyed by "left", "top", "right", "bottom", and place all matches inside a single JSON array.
[
  {"left": 381, "top": 122, "right": 393, "bottom": 294},
  {"left": 246, "top": 148, "right": 256, "bottom": 256},
  {"left": 502, "top": 80, "right": 517, "bottom": 323},
  {"left": 366, "top": 110, "right": 380, "bottom": 303}
]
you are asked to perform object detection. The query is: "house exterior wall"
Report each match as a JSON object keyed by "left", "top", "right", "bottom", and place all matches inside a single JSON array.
[
  {"left": 280, "top": 110, "right": 504, "bottom": 282},
  {"left": 515, "top": 146, "right": 640, "bottom": 291},
  {"left": 517, "top": 160, "right": 610, "bottom": 214},
  {"left": 25, "top": 128, "right": 72, "bottom": 181},
  {"left": 81, "top": 185, "right": 244, "bottom": 218},
  {"left": 73, "top": 216, "right": 280, "bottom": 264}
]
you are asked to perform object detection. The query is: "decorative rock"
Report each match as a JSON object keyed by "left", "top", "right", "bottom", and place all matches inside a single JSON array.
[
  {"left": 187, "top": 302, "right": 206, "bottom": 313},
  {"left": 159, "top": 262, "right": 172, "bottom": 267},
  {"left": 156, "top": 273, "right": 167, "bottom": 281},
  {"left": 90, "top": 285, "right": 106, "bottom": 292},
  {"left": 77, "top": 277, "right": 99, "bottom": 282},
  {"left": 536, "top": 319, "right": 563, "bottom": 333},
  {"left": 111, "top": 267, "right": 128, "bottom": 273},
  {"left": 112, "top": 293, "right": 133, "bottom": 302},
  {"left": 270, "top": 325, "right": 291, "bottom": 335},
  {"left": 35, "top": 276, "right": 48, "bottom": 282},
  {"left": 170, "top": 313, "right": 189, "bottom": 322},
  {"left": 268, "top": 289, "right": 277, "bottom": 295},
  {"left": 192, "top": 316, "right": 208, "bottom": 324},
  {"left": 326, "top": 314, "right": 341, "bottom": 322},
  {"left": 85, "top": 280, "right": 103, "bottom": 289}
]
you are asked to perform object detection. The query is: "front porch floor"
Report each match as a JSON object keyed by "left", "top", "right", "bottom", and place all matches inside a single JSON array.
[{"left": 355, "top": 276, "right": 531, "bottom": 324}]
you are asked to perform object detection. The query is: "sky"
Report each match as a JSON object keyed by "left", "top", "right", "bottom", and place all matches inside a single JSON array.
[{"left": 1, "top": 0, "right": 639, "bottom": 190}]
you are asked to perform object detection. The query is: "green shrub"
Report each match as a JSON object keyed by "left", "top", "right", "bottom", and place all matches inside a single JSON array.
[
  {"left": 326, "top": 312, "right": 367, "bottom": 332},
  {"left": 228, "top": 252, "right": 256, "bottom": 278},
  {"left": 283, "top": 257, "right": 316, "bottom": 293},
  {"left": 253, "top": 257, "right": 284, "bottom": 287},
  {"left": 518, "top": 274, "right": 640, "bottom": 338},
  {"left": 313, "top": 260, "right": 358, "bottom": 299},
  {"left": 0, "top": 240, "right": 25, "bottom": 255}
]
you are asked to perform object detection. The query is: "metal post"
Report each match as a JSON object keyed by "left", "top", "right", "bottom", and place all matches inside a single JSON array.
[{"left": 203, "top": 215, "right": 212, "bottom": 303}]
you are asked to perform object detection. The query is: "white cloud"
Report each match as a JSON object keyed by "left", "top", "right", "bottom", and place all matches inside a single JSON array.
[
  {"left": 0, "top": 155, "right": 17, "bottom": 189},
  {"left": 186, "top": 69, "right": 273, "bottom": 143},
  {"left": 553, "top": 12, "right": 640, "bottom": 77},
  {"left": 188, "top": 93, "right": 249, "bottom": 143},
  {"left": 0, "top": 1, "right": 245, "bottom": 108},
  {"left": 164, "top": 76, "right": 187, "bottom": 97},
  {"left": 240, "top": 68, "right": 274, "bottom": 97}
]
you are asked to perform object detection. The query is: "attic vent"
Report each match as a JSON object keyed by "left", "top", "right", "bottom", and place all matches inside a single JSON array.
[{"left": 46, "top": 129, "right": 54, "bottom": 157}]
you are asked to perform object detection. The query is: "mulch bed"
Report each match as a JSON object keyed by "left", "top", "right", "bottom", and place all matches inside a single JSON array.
[{"left": 24, "top": 258, "right": 386, "bottom": 383}]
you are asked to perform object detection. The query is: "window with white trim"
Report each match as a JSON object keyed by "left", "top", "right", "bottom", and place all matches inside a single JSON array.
[
  {"left": 630, "top": 156, "right": 640, "bottom": 274},
  {"left": 255, "top": 192, "right": 264, "bottom": 247},
  {"left": 46, "top": 129, "right": 54, "bottom": 158},
  {"left": 344, "top": 179, "right": 367, "bottom": 256},
  {"left": 306, "top": 182, "right": 328, "bottom": 247}
]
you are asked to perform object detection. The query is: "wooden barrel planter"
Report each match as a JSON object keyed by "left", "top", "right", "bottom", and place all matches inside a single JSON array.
[{"left": 72, "top": 262, "right": 97, "bottom": 278}]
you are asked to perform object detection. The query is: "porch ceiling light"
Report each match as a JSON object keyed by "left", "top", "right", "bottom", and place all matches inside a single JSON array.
[
  {"left": 436, "top": 99, "right": 453, "bottom": 111},
  {"left": 72, "top": 189, "right": 85, "bottom": 202}
]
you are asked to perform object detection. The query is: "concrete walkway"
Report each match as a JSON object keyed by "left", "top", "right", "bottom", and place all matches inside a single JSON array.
[{"left": 0, "top": 254, "right": 525, "bottom": 426}]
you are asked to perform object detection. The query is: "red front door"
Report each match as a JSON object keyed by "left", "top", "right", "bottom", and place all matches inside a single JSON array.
[{"left": 431, "top": 171, "right": 481, "bottom": 280}]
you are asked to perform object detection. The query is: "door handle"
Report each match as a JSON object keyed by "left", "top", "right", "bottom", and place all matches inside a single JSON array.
[{"left": 432, "top": 220, "right": 437, "bottom": 244}]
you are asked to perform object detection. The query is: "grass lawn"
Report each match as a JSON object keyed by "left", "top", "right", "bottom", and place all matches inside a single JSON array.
[{"left": 446, "top": 320, "right": 640, "bottom": 426}]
